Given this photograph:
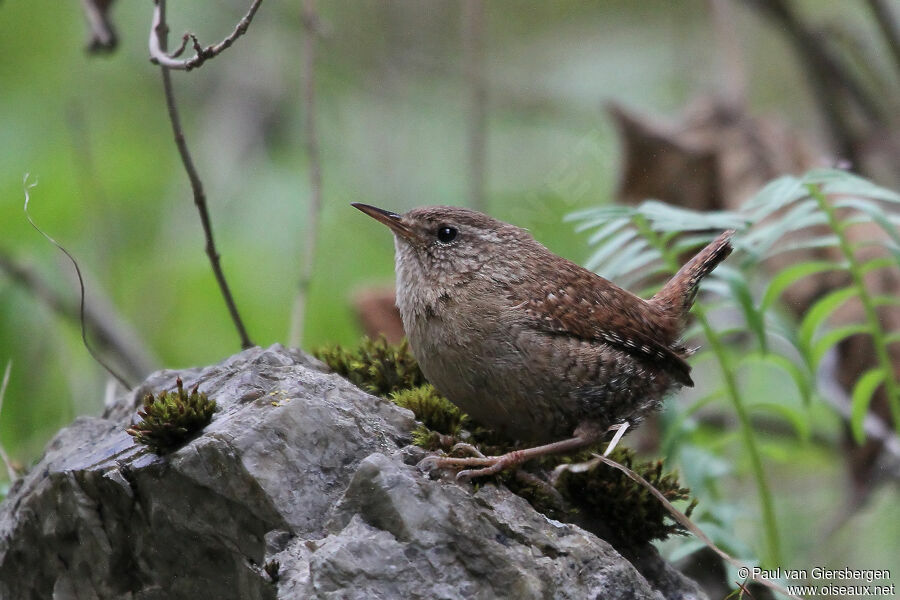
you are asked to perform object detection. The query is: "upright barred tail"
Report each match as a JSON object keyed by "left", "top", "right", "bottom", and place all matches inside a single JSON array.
[{"left": 651, "top": 230, "right": 735, "bottom": 324}]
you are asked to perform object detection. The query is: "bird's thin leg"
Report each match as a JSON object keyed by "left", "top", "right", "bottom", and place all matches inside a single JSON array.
[
  {"left": 422, "top": 422, "right": 629, "bottom": 481},
  {"left": 602, "top": 421, "right": 629, "bottom": 457},
  {"left": 453, "top": 435, "right": 594, "bottom": 480},
  {"left": 426, "top": 427, "right": 603, "bottom": 481}
]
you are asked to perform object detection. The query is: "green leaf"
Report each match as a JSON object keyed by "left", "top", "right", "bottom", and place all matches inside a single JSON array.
[
  {"left": 585, "top": 228, "right": 638, "bottom": 271},
  {"left": 601, "top": 237, "right": 650, "bottom": 279},
  {"left": 672, "top": 233, "right": 720, "bottom": 256},
  {"left": 834, "top": 197, "right": 900, "bottom": 254},
  {"left": 617, "top": 250, "right": 665, "bottom": 288},
  {"left": 740, "top": 351, "right": 813, "bottom": 406},
  {"left": 807, "top": 168, "right": 900, "bottom": 203},
  {"left": 798, "top": 287, "right": 857, "bottom": 354},
  {"left": 741, "top": 199, "right": 821, "bottom": 258},
  {"left": 811, "top": 324, "right": 870, "bottom": 370},
  {"left": 636, "top": 200, "right": 746, "bottom": 232},
  {"left": 743, "top": 175, "right": 806, "bottom": 219},
  {"left": 760, "top": 260, "right": 844, "bottom": 311},
  {"left": 760, "top": 234, "right": 841, "bottom": 260},
  {"left": 884, "top": 332, "right": 900, "bottom": 346},
  {"left": 661, "top": 390, "right": 724, "bottom": 457},
  {"left": 860, "top": 255, "right": 897, "bottom": 275},
  {"left": 873, "top": 295, "right": 900, "bottom": 308},
  {"left": 850, "top": 368, "right": 887, "bottom": 444},
  {"left": 719, "top": 267, "right": 767, "bottom": 351},
  {"left": 585, "top": 216, "right": 631, "bottom": 244},
  {"left": 566, "top": 205, "right": 632, "bottom": 225}
]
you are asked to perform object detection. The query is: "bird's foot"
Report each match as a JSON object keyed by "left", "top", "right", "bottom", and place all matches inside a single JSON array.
[
  {"left": 419, "top": 449, "right": 528, "bottom": 481},
  {"left": 419, "top": 423, "right": 630, "bottom": 482}
]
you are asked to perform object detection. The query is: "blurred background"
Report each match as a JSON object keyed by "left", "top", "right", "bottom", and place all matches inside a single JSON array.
[{"left": 1, "top": 1, "right": 898, "bottom": 595}]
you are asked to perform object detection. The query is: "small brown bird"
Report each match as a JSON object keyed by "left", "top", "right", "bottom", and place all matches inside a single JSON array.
[{"left": 353, "top": 203, "right": 733, "bottom": 479}]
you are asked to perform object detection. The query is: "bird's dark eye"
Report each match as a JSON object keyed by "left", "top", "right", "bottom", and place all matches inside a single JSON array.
[{"left": 436, "top": 226, "right": 458, "bottom": 243}]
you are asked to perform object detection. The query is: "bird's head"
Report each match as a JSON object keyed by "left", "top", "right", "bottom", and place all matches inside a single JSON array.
[{"left": 352, "top": 203, "right": 535, "bottom": 290}]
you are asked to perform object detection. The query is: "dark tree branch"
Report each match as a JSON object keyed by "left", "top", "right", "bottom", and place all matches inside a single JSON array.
[
  {"left": 154, "top": 2, "right": 255, "bottom": 350},
  {"left": 462, "top": 0, "right": 488, "bottom": 212},
  {"left": 289, "top": 0, "right": 325, "bottom": 348},
  {"left": 742, "top": 0, "right": 887, "bottom": 166},
  {"left": 149, "top": 0, "right": 264, "bottom": 71},
  {"left": 867, "top": 0, "right": 900, "bottom": 76}
]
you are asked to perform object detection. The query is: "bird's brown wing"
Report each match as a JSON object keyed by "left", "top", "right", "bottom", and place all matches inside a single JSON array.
[{"left": 509, "top": 260, "right": 694, "bottom": 386}]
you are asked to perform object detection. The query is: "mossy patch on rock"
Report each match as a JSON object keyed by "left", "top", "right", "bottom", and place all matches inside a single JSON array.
[
  {"left": 553, "top": 447, "right": 697, "bottom": 546},
  {"left": 315, "top": 336, "right": 696, "bottom": 546},
  {"left": 126, "top": 377, "right": 217, "bottom": 454},
  {"left": 314, "top": 336, "right": 425, "bottom": 397},
  {"left": 392, "top": 384, "right": 468, "bottom": 439}
]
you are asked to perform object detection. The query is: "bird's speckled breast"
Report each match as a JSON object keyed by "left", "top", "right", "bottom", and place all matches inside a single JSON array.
[{"left": 401, "top": 298, "right": 678, "bottom": 443}]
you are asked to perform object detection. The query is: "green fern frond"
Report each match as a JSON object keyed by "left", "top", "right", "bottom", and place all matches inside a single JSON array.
[{"left": 569, "top": 168, "right": 900, "bottom": 565}]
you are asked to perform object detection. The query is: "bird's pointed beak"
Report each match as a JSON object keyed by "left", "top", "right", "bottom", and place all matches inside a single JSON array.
[{"left": 352, "top": 203, "right": 417, "bottom": 242}]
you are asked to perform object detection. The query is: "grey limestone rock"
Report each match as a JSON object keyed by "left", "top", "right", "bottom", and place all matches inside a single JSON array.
[{"left": 0, "top": 344, "right": 705, "bottom": 600}]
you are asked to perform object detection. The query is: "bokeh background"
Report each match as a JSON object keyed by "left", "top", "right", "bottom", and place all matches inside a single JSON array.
[{"left": 1, "top": 1, "right": 898, "bottom": 595}]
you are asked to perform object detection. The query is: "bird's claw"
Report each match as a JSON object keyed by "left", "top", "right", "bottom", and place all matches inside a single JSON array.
[
  {"left": 450, "top": 442, "right": 485, "bottom": 458},
  {"left": 418, "top": 450, "right": 524, "bottom": 482}
]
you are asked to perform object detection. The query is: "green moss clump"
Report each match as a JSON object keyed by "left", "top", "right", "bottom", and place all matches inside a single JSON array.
[
  {"left": 263, "top": 559, "right": 280, "bottom": 583},
  {"left": 314, "top": 336, "right": 425, "bottom": 397},
  {"left": 553, "top": 447, "right": 697, "bottom": 547},
  {"left": 392, "top": 384, "right": 468, "bottom": 437},
  {"left": 126, "top": 377, "right": 217, "bottom": 454}
]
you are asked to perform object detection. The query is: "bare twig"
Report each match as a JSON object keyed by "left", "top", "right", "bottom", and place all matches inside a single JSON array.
[
  {"left": 22, "top": 178, "right": 133, "bottom": 389},
  {"left": 867, "top": 0, "right": 900, "bottom": 75},
  {"left": 149, "top": 0, "right": 264, "bottom": 71},
  {"left": 153, "top": 2, "right": 254, "bottom": 350},
  {"left": 462, "top": 0, "right": 488, "bottom": 212},
  {"left": 554, "top": 455, "right": 802, "bottom": 600},
  {"left": 0, "top": 249, "right": 158, "bottom": 383},
  {"left": 0, "top": 361, "right": 18, "bottom": 482},
  {"left": 708, "top": 0, "right": 747, "bottom": 108},
  {"left": 80, "top": 0, "right": 117, "bottom": 53},
  {"left": 742, "top": 0, "right": 887, "bottom": 164},
  {"left": 289, "top": 0, "right": 325, "bottom": 348}
]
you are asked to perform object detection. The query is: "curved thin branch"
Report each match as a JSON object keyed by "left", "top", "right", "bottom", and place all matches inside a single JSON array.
[
  {"left": 0, "top": 249, "right": 158, "bottom": 383},
  {"left": 22, "top": 179, "right": 133, "bottom": 389},
  {"left": 154, "top": 2, "right": 255, "bottom": 350},
  {"left": 149, "top": 0, "right": 264, "bottom": 71}
]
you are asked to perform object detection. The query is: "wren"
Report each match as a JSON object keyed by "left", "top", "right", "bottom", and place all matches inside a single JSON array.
[{"left": 353, "top": 203, "right": 733, "bottom": 479}]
